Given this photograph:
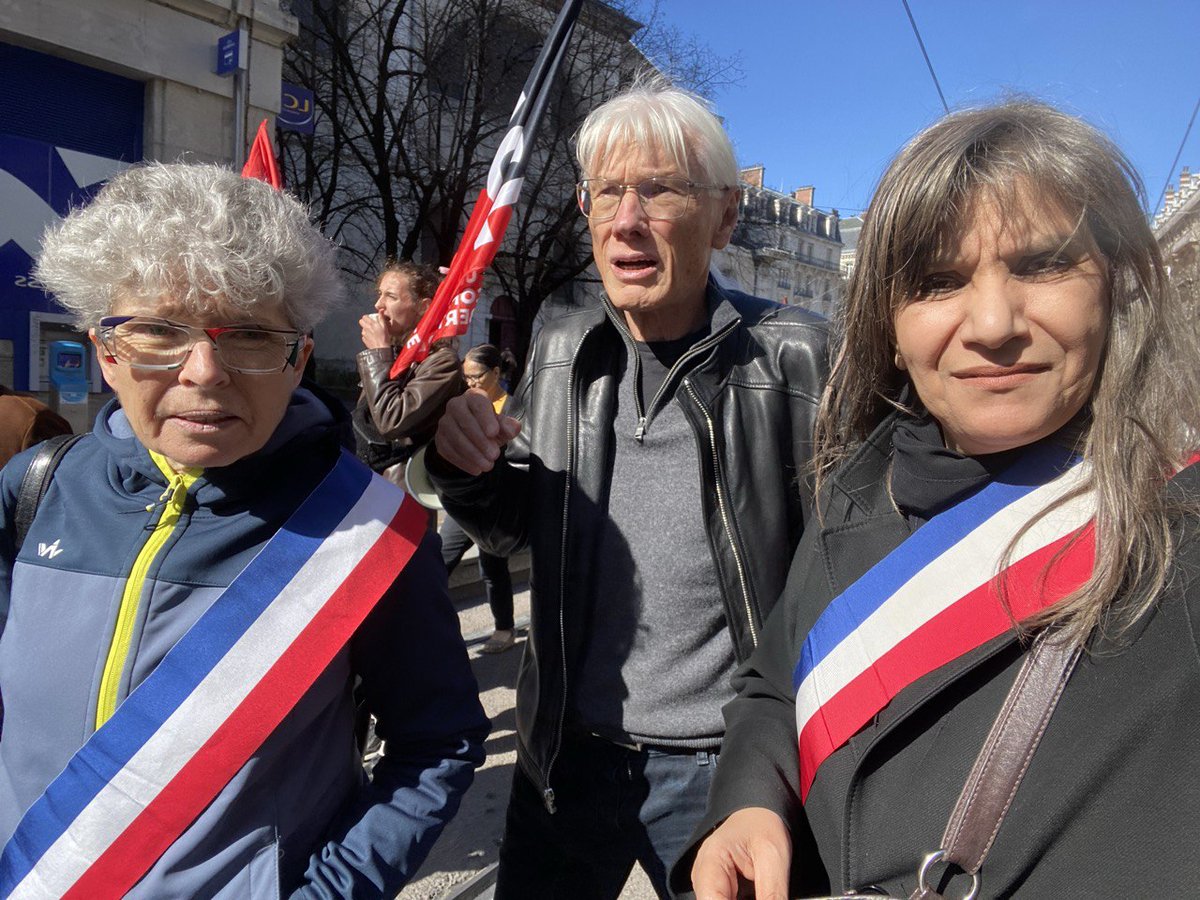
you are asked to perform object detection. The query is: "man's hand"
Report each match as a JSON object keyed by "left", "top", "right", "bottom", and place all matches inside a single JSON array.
[
  {"left": 435, "top": 390, "right": 521, "bottom": 475},
  {"left": 360, "top": 313, "right": 391, "bottom": 350},
  {"left": 691, "top": 807, "right": 792, "bottom": 900}
]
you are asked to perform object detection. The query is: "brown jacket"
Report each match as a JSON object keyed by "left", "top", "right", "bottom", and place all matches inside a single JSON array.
[
  {"left": 354, "top": 343, "right": 463, "bottom": 477},
  {"left": 0, "top": 387, "right": 73, "bottom": 470}
]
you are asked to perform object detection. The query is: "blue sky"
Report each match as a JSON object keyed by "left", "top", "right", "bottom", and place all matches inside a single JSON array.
[{"left": 649, "top": 1, "right": 1200, "bottom": 217}]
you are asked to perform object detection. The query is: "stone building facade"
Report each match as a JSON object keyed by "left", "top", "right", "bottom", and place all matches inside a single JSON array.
[
  {"left": 1153, "top": 166, "right": 1200, "bottom": 303},
  {"left": 838, "top": 215, "right": 863, "bottom": 278},
  {"left": 0, "top": 0, "right": 296, "bottom": 392},
  {"left": 713, "top": 165, "right": 843, "bottom": 319}
]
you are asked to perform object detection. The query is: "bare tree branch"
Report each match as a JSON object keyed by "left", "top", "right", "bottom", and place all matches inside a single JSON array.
[{"left": 280, "top": 0, "right": 738, "bottom": 367}]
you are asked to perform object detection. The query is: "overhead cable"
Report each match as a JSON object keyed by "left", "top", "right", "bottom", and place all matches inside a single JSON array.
[
  {"left": 901, "top": 0, "right": 949, "bottom": 115},
  {"left": 1154, "top": 93, "right": 1200, "bottom": 217}
]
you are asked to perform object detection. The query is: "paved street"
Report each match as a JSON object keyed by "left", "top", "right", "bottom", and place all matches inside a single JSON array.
[{"left": 398, "top": 576, "right": 657, "bottom": 900}]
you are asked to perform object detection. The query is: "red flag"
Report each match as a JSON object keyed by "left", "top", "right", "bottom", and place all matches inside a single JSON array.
[
  {"left": 389, "top": 0, "right": 582, "bottom": 379},
  {"left": 242, "top": 119, "right": 282, "bottom": 190}
]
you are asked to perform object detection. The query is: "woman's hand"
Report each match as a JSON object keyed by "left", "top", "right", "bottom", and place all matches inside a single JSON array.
[
  {"left": 692, "top": 807, "right": 792, "bottom": 900},
  {"left": 360, "top": 313, "right": 391, "bottom": 350}
]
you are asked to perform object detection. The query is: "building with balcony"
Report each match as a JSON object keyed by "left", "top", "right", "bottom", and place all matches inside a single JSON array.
[
  {"left": 838, "top": 215, "right": 863, "bottom": 278},
  {"left": 1153, "top": 165, "right": 1200, "bottom": 303},
  {"left": 713, "top": 165, "right": 843, "bottom": 319}
]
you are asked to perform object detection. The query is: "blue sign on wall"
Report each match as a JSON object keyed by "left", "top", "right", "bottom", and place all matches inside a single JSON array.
[
  {"left": 216, "top": 29, "right": 246, "bottom": 76},
  {"left": 279, "top": 83, "right": 315, "bottom": 134}
]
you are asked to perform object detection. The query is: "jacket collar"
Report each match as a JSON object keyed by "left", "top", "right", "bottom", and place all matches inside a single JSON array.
[
  {"left": 93, "top": 387, "right": 343, "bottom": 503},
  {"left": 825, "top": 412, "right": 904, "bottom": 521},
  {"left": 593, "top": 278, "right": 744, "bottom": 416},
  {"left": 597, "top": 275, "right": 743, "bottom": 345}
]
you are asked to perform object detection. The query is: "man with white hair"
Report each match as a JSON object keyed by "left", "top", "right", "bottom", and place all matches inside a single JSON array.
[{"left": 427, "top": 80, "right": 829, "bottom": 897}]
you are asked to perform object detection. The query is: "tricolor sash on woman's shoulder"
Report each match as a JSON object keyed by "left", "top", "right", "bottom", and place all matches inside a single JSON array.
[
  {"left": 0, "top": 451, "right": 428, "bottom": 899},
  {"left": 794, "top": 444, "right": 1096, "bottom": 802}
]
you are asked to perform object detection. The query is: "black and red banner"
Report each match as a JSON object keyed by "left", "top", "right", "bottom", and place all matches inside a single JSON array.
[{"left": 390, "top": 0, "right": 584, "bottom": 378}]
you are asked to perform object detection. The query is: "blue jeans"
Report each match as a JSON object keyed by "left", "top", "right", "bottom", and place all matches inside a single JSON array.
[{"left": 495, "top": 729, "right": 719, "bottom": 900}]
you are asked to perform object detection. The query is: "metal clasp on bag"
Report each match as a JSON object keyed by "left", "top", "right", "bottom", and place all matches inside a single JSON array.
[{"left": 916, "top": 849, "right": 980, "bottom": 900}]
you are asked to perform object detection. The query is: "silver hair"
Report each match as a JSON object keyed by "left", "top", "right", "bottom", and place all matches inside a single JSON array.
[
  {"left": 575, "top": 75, "right": 738, "bottom": 186},
  {"left": 35, "top": 162, "right": 345, "bottom": 331},
  {"left": 815, "top": 98, "right": 1200, "bottom": 646}
]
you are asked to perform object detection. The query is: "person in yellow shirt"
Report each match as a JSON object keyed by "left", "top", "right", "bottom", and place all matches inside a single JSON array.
[{"left": 439, "top": 344, "right": 518, "bottom": 653}]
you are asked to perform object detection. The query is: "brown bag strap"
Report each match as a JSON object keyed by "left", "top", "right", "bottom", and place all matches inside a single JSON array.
[{"left": 910, "top": 633, "right": 1081, "bottom": 900}]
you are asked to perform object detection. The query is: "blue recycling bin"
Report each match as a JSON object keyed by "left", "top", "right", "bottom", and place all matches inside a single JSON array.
[{"left": 48, "top": 340, "right": 90, "bottom": 433}]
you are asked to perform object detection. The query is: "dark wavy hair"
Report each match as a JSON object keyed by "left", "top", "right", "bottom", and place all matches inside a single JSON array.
[{"left": 465, "top": 343, "right": 517, "bottom": 382}]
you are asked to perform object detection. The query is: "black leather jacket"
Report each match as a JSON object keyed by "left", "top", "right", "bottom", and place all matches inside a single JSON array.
[{"left": 427, "top": 281, "right": 829, "bottom": 812}]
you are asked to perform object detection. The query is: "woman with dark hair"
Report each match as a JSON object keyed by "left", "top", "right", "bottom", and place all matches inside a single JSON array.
[
  {"left": 675, "top": 100, "right": 1200, "bottom": 899},
  {"left": 440, "top": 344, "right": 520, "bottom": 653}
]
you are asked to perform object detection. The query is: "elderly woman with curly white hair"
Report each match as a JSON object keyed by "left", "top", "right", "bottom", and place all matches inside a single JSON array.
[{"left": 0, "top": 162, "right": 488, "bottom": 898}]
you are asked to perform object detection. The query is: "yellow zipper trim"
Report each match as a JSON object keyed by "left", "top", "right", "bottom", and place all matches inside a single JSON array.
[{"left": 94, "top": 452, "right": 200, "bottom": 730}]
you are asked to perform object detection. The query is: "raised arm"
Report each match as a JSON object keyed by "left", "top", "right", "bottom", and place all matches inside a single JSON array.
[{"left": 424, "top": 333, "right": 543, "bottom": 558}]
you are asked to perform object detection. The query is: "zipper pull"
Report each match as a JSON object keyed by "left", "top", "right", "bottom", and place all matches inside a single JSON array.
[
  {"left": 542, "top": 787, "right": 557, "bottom": 814},
  {"left": 635, "top": 417, "right": 646, "bottom": 443},
  {"left": 147, "top": 473, "right": 190, "bottom": 513},
  {"left": 146, "top": 483, "right": 172, "bottom": 513}
]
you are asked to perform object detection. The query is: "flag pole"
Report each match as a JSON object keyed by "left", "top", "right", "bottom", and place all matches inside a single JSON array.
[{"left": 390, "top": 0, "right": 584, "bottom": 378}]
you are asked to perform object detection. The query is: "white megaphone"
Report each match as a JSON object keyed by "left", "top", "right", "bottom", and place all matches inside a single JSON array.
[{"left": 403, "top": 443, "right": 444, "bottom": 510}]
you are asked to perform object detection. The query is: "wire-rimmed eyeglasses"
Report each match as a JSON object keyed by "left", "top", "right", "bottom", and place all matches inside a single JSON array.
[
  {"left": 576, "top": 176, "right": 730, "bottom": 222},
  {"left": 95, "top": 316, "right": 304, "bottom": 374},
  {"left": 463, "top": 369, "right": 492, "bottom": 386}
]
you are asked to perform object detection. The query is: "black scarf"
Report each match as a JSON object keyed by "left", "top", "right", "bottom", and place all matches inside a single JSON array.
[{"left": 890, "top": 411, "right": 1036, "bottom": 525}]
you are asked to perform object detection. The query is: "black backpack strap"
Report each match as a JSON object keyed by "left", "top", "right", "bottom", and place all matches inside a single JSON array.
[{"left": 13, "top": 433, "right": 84, "bottom": 555}]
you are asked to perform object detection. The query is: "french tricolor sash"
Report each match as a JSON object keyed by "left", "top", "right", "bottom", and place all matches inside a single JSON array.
[
  {"left": 793, "top": 444, "right": 1097, "bottom": 802},
  {"left": 0, "top": 451, "right": 427, "bottom": 898}
]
